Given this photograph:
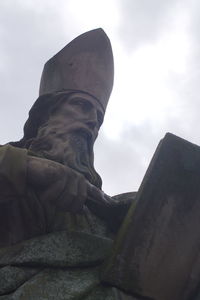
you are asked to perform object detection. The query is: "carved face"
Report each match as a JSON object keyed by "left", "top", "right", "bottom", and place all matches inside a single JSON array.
[
  {"left": 28, "top": 92, "right": 104, "bottom": 187},
  {"left": 48, "top": 92, "right": 104, "bottom": 144}
]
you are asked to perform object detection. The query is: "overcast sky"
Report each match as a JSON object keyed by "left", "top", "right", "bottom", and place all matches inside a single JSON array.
[{"left": 1, "top": 0, "right": 200, "bottom": 195}]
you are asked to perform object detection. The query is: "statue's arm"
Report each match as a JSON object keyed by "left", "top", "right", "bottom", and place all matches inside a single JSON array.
[
  {"left": 0, "top": 144, "right": 29, "bottom": 246},
  {"left": 0, "top": 144, "right": 133, "bottom": 244},
  {"left": 27, "top": 155, "right": 87, "bottom": 213},
  {"left": 0, "top": 145, "right": 87, "bottom": 246},
  {"left": 0, "top": 144, "right": 28, "bottom": 196}
]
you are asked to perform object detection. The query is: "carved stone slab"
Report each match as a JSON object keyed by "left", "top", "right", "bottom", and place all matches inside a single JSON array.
[{"left": 102, "top": 133, "right": 200, "bottom": 300}]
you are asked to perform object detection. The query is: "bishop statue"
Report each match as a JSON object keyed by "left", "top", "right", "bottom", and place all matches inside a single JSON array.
[{"left": 0, "top": 29, "right": 137, "bottom": 299}]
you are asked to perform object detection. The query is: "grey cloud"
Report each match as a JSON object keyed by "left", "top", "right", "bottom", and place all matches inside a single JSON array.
[
  {"left": 117, "top": 0, "right": 182, "bottom": 51},
  {"left": 94, "top": 121, "right": 161, "bottom": 195},
  {"left": 0, "top": 1, "right": 71, "bottom": 143}
]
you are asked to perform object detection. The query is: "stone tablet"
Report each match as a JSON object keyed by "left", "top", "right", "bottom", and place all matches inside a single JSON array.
[{"left": 102, "top": 133, "right": 200, "bottom": 300}]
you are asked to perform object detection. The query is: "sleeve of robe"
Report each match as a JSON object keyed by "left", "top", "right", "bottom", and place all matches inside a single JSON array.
[{"left": 0, "top": 144, "right": 46, "bottom": 247}]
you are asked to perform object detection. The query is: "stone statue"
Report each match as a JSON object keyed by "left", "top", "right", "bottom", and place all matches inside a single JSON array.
[{"left": 0, "top": 29, "right": 137, "bottom": 299}]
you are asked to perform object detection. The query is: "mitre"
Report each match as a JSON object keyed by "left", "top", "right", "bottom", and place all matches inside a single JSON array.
[{"left": 39, "top": 28, "right": 114, "bottom": 112}]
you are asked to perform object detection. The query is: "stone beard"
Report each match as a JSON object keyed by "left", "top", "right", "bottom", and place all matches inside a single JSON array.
[{"left": 27, "top": 116, "right": 102, "bottom": 189}]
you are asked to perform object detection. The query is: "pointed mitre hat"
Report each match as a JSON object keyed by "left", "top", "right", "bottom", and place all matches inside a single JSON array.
[
  {"left": 10, "top": 29, "right": 114, "bottom": 147},
  {"left": 39, "top": 28, "right": 114, "bottom": 112}
]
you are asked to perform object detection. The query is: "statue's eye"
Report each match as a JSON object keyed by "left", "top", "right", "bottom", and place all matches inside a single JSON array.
[
  {"left": 72, "top": 99, "right": 92, "bottom": 111},
  {"left": 72, "top": 99, "right": 88, "bottom": 109},
  {"left": 75, "top": 100, "right": 84, "bottom": 106}
]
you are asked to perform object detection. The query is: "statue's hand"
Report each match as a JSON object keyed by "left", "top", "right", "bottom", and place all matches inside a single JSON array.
[
  {"left": 27, "top": 156, "right": 87, "bottom": 213},
  {"left": 86, "top": 185, "right": 137, "bottom": 232}
]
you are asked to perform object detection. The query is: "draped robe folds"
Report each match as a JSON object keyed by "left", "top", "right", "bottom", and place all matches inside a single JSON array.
[{"left": 0, "top": 145, "right": 136, "bottom": 300}]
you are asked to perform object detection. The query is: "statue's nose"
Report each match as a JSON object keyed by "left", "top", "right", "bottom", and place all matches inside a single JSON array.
[
  {"left": 86, "top": 119, "right": 98, "bottom": 130},
  {"left": 86, "top": 109, "right": 98, "bottom": 130}
]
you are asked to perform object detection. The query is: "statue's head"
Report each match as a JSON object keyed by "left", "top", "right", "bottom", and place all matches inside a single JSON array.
[{"left": 15, "top": 29, "right": 114, "bottom": 188}]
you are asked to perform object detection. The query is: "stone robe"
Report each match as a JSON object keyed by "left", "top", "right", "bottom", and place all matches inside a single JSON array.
[{"left": 0, "top": 145, "right": 137, "bottom": 299}]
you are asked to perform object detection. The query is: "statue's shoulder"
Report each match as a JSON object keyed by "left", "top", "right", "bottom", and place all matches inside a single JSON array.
[
  {"left": 0, "top": 143, "right": 28, "bottom": 159},
  {"left": 0, "top": 143, "right": 22, "bottom": 150}
]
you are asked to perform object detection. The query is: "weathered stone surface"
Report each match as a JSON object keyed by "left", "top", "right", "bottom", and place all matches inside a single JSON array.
[
  {"left": 39, "top": 29, "right": 114, "bottom": 112},
  {"left": 83, "top": 286, "right": 141, "bottom": 300},
  {"left": 0, "top": 230, "right": 113, "bottom": 268},
  {"left": 83, "top": 285, "right": 118, "bottom": 299},
  {"left": 0, "top": 267, "right": 137, "bottom": 300},
  {"left": 0, "top": 266, "right": 38, "bottom": 295},
  {"left": 194, "top": 292, "right": 200, "bottom": 300},
  {"left": 10, "top": 267, "right": 100, "bottom": 300},
  {"left": 102, "top": 133, "right": 200, "bottom": 300}
]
